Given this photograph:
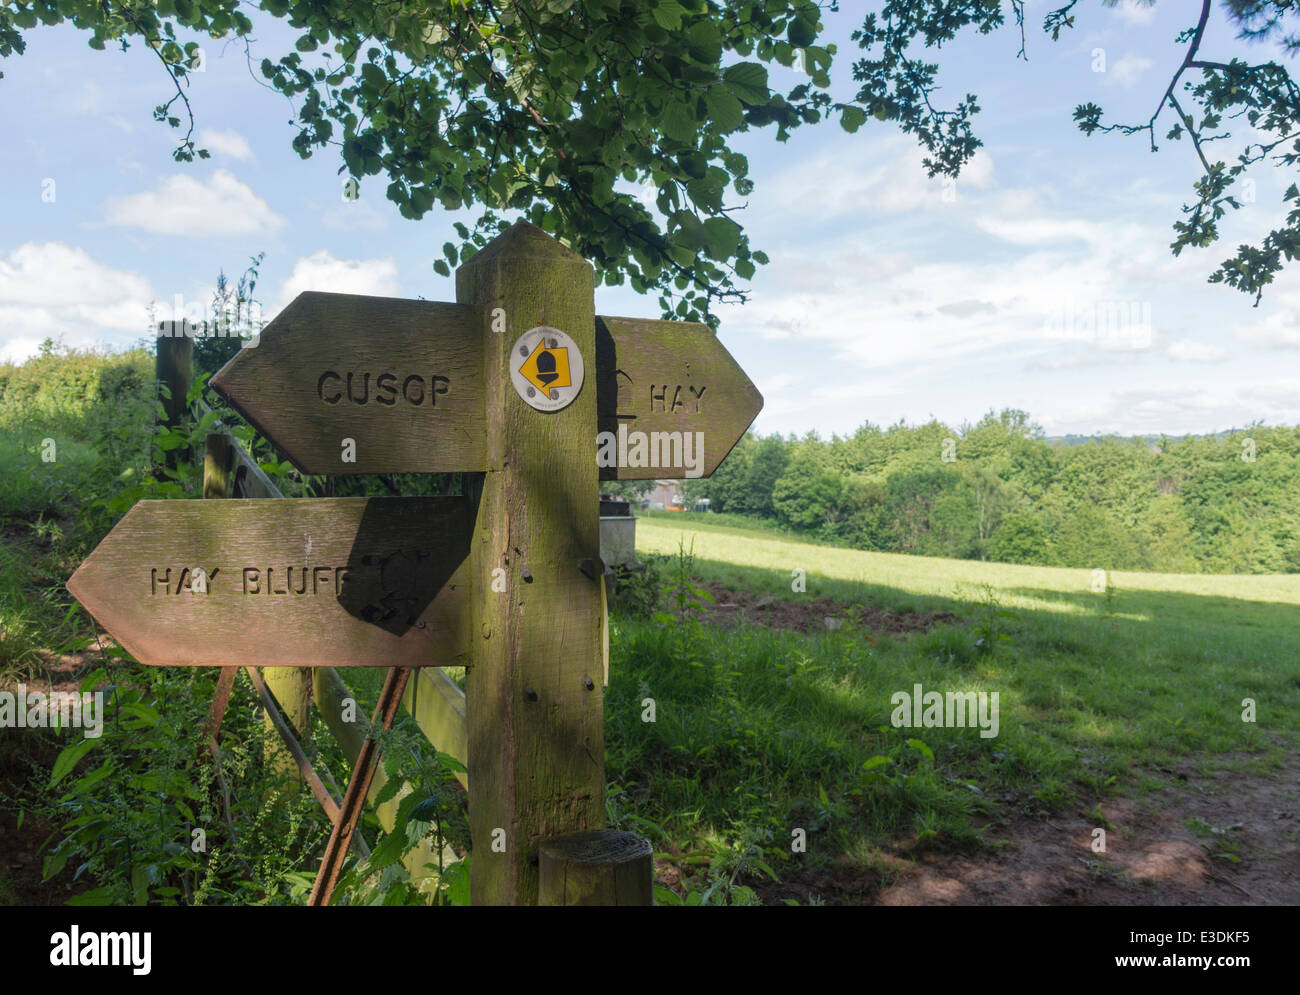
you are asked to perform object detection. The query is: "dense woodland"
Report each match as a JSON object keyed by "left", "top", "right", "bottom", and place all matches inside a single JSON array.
[{"left": 653, "top": 411, "right": 1300, "bottom": 575}]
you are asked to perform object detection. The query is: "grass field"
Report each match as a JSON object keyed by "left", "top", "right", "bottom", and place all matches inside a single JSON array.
[{"left": 601, "top": 513, "right": 1299, "bottom": 903}]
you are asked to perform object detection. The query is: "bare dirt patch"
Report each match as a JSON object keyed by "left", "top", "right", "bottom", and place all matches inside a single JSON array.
[
  {"left": 753, "top": 751, "right": 1300, "bottom": 906},
  {"left": 687, "top": 582, "right": 960, "bottom": 639}
]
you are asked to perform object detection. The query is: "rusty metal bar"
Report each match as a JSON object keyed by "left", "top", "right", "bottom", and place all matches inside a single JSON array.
[
  {"left": 309, "top": 666, "right": 411, "bottom": 906},
  {"left": 246, "top": 666, "right": 342, "bottom": 824},
  {"left": 203, "top": 666, "right": 239, "bottom": 743}
]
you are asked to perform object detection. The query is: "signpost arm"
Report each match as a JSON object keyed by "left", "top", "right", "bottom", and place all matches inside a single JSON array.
[{"left": 456, "top": 222, "right": 607, "bottom": 905}]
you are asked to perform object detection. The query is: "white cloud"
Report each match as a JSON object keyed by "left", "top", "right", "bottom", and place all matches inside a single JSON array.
[
  {"left": 198, "top": 128, "right": 254, "bottom": 162},
  {"left": 1108, "top": 53, "right": 1154, "bottom": 88},
  {"left": 0, "top": 337, "right": 48, "bottom": 364},
  {"left": 755, "top": 371, "right": 800, "bottom": 396},
  {"left": 1112, "top": 0, "right": 1157, "bottom": 26},
  {"left": 753, "top": 373, "right": 904, "bottom": 423},
  {"left": 276, "top": 251, "right": 401, "bottom": 308},
  {"left": 1041, "top": 385, "right": 1236, "bottom": 437},
  {"left": 724, "top": 217, "right": 1167, "bottom": 374},
  {"left": 1230, "top": 278, "right": 1300, "bottom": 348},
  {"left": 1243, "top": 380, "right": 1300, "bottom": 417},
  {"left": 975, "top": 215, "right": 1122, "bottom": 247},
  {"left": 764, "top": 137, "right": 996, "bottom": 222},
  {"left": 1166, "top": 339, "right": 1228, "bottom": 362},
  {"left": 0, "top": 242, "right": 156, "bottom": 360},
  {"left": 320, "top": 196, "right": 391, "bottom": 232},
  {"left": 102, "top": 170, "right": 285, "bottom": 236}
]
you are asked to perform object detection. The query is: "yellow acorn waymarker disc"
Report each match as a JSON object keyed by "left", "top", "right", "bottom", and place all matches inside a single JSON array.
[{"left": 509, "top": 326, "right": 584, "bottom": 412}]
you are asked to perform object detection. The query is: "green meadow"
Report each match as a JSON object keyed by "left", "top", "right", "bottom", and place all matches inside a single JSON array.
[{"left": 598, "top": 514, "right": 1298, "bottom": 901}]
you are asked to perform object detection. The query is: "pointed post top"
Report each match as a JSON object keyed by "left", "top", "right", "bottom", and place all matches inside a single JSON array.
[{"left": 460, "top": 220, "right": 589, "bottom": 269}]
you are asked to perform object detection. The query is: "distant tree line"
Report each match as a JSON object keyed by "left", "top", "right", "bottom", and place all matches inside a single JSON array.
[{"left": 669, "top": 410, "right": 1300, "bottom": 575}]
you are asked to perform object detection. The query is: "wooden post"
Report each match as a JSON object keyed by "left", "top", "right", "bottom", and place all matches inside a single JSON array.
[
  {"left": 538, "top": 830, "right": 653, "bottom": 906},
  {"left": 263, "top": 667, "right": 312, "bottom": 787},
  {"left": 203, "top": 432, "right": 234, "bottom": 499},
  {"left": 156, "top": 321, "right": 193, "bottom": 471},
  {"left": 456, "top": 222, "right": 606, "bottom": 905}
]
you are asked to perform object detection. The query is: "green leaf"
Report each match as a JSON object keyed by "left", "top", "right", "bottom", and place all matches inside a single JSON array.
[
  {"left": 410, "top": 795, "right": 441, "bottom": 822},
  {"left": 703, "top": 217, "right": 741, "bottom": 259},
  {"left": 370, "top": 824, "right": 412, "bottom": 869},
  {"left": 50, "top": 739, "right": 97, "bottom": 788},
  {"left": 723, "top": 62, "right": 768, "bottom": 103},
  {"left": 66, "top": 887, "right": 114, "bottom": 906},
  {"left": 839, "top": 106, "right": 868, "bottom": 133},
  {"left": 651, "top": 0, "right": 685, "bottom": 30},
  {"left": 789, "top": 14, "right": 817, "bottom": 48},
  {"left": 653, "top": 882, "right": 683, "bottom": 905},
  {"left": 686, "top": 20, "right": 723, "bottom": 63},
  {"left": 907, "top": 738, "right": 934, "bottom": 761},
  {"left": 70, "top": 759, "right": 114, "bottom": 794},
  {"left": 662, "top": 99, "right": 698, "bottom": 144},
  {"left": 131, "top": 864, "right": 150, "bottom": 906},
  {"left": 673, "top": 212, "right": 708, "bottom": 250},
  {"left": 436, "top": 752, "right": 468, "bottom": 775},
  {"left": 372, "top": 776, "right": 402, "bottom": 807},
  {"left": 443, "top": 855, "right": 471, "bottom": 905},
  {"left": 705, "top": 88, "right": 744, "bottom": 132},
  {"left": 44, "top": 850, "right": 70, "bottom": 881}
]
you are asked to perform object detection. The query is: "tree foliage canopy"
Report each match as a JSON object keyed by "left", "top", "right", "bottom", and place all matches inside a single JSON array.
[{"left": 3, "top": 0, "right": 1299, "bottom": 320}]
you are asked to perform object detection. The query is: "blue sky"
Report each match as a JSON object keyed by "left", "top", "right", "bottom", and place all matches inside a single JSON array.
[{"left": 2, "top": 0, "right": 1298, "bottom": 439}]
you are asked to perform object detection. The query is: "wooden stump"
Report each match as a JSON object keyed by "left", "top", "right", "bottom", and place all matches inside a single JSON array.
[{"left": 537, "top": 830, "right": 653, "bottom": 906}]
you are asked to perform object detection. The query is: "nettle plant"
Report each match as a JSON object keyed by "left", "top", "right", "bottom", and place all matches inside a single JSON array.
[
  {"left": 30, "top": 664, "right": 470, "bottom": 906},
  {"left": 33, "top": 665, "right": 331, "bottom": 905}
]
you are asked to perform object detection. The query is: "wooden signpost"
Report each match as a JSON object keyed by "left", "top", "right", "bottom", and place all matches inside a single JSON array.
[
  {"left": 66, "top": 497, "right": 475, "bottom": 668},
  {"left": 209, "top": 298, "right": 760, "bottom": 478},
  {"left": 67, "top": 221, "right": 763, "bottom": 906},
  {"left": 209, "top": 294, "right": 487, "bottom": 475},
  {"left": 596, "top": 315, "right": 762, "bottom": 480}
]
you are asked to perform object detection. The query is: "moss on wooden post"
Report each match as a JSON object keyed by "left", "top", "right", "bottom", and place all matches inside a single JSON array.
[
  {"left": 263, "top": 666, "right": 312, "bottom": 787},
  {"left": 203, "top": 433, "right": 234, "bottom": 500},
  {"left": 456, "top": 222, "right": 606, "bottom": 905}
]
